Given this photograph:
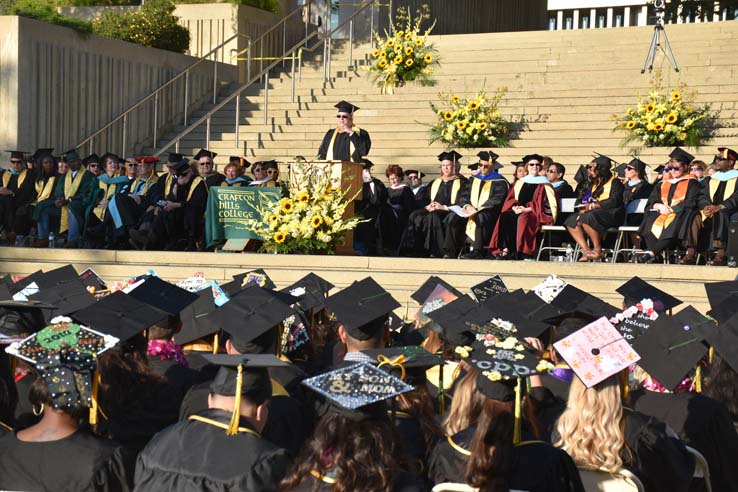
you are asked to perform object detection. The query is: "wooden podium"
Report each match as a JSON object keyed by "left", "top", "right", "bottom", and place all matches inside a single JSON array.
[{"left": 288, "top": 160, "right": 364, "bottom": 256}]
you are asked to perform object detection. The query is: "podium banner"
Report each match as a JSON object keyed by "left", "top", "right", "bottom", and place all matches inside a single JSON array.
[{"left": 205, "top": 186, "right": 281, "bottom": 247}]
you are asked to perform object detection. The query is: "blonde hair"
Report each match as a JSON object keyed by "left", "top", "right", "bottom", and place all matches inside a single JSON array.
[
  {"left": 554, "top": 374, "right": 626, "bottom": 472},
  {"left": 443, "top": 364, "right": 484, "bottom": 435}
]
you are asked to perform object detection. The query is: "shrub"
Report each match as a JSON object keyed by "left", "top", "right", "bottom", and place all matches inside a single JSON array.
[
  {"left": 93, "top": 0, "right": 190, "bottom": 53},
  {"left": 7, "top": 0, "right": 93, "bottom": 32},
  {"left": 174, "top": 0, "right": 279, "bottom": 12}
]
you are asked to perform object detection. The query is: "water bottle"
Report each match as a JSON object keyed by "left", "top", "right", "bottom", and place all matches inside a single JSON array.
[
  {"left": 48, "top": 232, "right": 55, "bottom": 248},
  {"left": 565, "top": 244, "right": 573, "bottom": 262}
]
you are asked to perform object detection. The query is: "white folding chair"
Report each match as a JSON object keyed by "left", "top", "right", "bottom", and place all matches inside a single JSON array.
[
  {"left": 431, "top": 484, "right": 528, "bottom": 492},
  {"left": 577, "top": 467, "right": 645, "bottom": 492},
  {"left": 685, "top": 446, "right": 713, "bottom": 492},
  {"left": 612, "top": 199, "right": 648, "bottom": 263},
  {"left": 536, "top": 198, "right": 579, "bottom": 261}
]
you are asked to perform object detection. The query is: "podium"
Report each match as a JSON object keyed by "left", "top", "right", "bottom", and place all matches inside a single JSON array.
[{"left": 288, "top": 160, "right": 364, "bottom": 255}]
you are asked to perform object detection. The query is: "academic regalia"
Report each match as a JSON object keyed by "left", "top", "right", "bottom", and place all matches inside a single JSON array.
[
  {"left": 148, "top": 174, "right": 208, "bottom": 250},
  {"left": 386, "top": 184, "right": 415, "bottom": 252},
  {"left": 220, "top": 176, "right": 252, "bottom": 187},
  {"left": 317, "top": 128, "right": 371, "bottom": 162},
  {"left": 444, "top": 172, "right": 509, "bottom": 256},
  {"left": 84, "top": 174, "right": 133, "bottom": 248},
  {"left": 0, "top": 430, "right": 134, "bottom": 492},
  {"left": 639, "top": 176, "right": 702, "bottom": 254},
  {"left": 293, "top": 469, "right": 426, "bottom": 492},
  {"left": 32, "top": 173, "right": 59, "bottom": 223},
  {"left": 402, "top": 176, "right": 468, "bottom": 257},
  {"left": 563, "top": 175, "right": 625, "bottom": 233},
  {"left": 106, "top": 170, "right": 159, "bottom": 231},
  {"left": 355, "top": 177, "right": 393, "bottom": 254},
  {"left": 623, "top": 179, "right": 653, "bottom": 226},
  {"left": 146, "top": 353, "right": 203, "bottom": 405},
  {"left": 630, "top": 389, "right": 738, "bottom": 492},
  {"left": 51, "top": 166, "right": 97, "bottom": 237},
  {"left": 551, "top": 180, "right": 576, "bottom": 201},
  {"left": 134, "top": 408, "right": 291, "bottom": 492},
  {"left": 0, "top": 167, "right": 37, "bottom": 236},
  {"left": 204, "top": 172, "right": 226, "bottom": 189},
  {"left": 697, "top": 171, "right": 738, "bottom": 249},
  {"left": 411, "top": 184, "right": 430, "bottom": 210},
  {"left": 489, "top": 176, "right": 558, "bottom": 257},
  {"left": 428, "top": 427, "right": 584, "bottom": 492}
]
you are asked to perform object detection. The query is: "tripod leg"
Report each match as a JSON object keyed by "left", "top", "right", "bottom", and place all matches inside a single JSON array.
[
  {"left": 659, "top": 28, "right": 680, "bottom": 72},
  {"left": 641, "top": 27, "right": 660, "bottom": 73}
]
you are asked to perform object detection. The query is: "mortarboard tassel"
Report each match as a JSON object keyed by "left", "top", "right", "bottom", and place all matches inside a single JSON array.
[
  {"left": 212, "top": 333, "right": 219, "bottom": 355},
  {"left": 89, "top": 368, "right": 101, "bottom": 425},
  {"left": 620, "top": 369, "right": 630, "bottom": 402},
  {"left": 275, "top": 323, "right": 284, "bottom": 358},
  {"left": 694, "top": 364, "right": 702, "bottom": 393},
  {"left": 513, "top": 378, "right": 522, "bottom": 445},
  {"left": 438, "top": 343, "right": 446, "bottom": 415},
  {"left": 226, "top": 364, "right": 243, "bottom": 436},
  {"left": 708, "top": 346, "right": 714, "bottom": 365}
]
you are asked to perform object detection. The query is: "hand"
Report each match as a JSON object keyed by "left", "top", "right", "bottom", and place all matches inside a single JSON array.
[
  {"left": 145, "top": 205, "right": 155, "bottom": 213},
  {"left": 163, "top": 201, "right": 179, "bottom": 212},
  {"left": 465, "top": 205, "right": 477, "bottom": 214},
  {"left": 98, "top": 199, "right": 109, "bottom": 208},
  {"left": 129, "top": 194, "right": 141, "bottom": 205},
  {"left": 55, "top": 198, "right": 66, "bottom": 208},
  {"left": 512, "top": 205, "right": 523, "bottom": 215},
  {"left": 524, "top": 337, "right": 545, "bottom": 358},
  {"left": 0, "top": 187, "right": 11, "bottom": 196}
]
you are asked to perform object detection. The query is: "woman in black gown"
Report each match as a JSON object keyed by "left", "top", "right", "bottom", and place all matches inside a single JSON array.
[{"left": 385, "top": 165, "right": 416, "bottom": 254}]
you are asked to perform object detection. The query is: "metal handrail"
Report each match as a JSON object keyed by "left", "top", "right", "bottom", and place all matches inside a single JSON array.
[{"left": 154, "top": 0, "right": 380, "bottom": 157}]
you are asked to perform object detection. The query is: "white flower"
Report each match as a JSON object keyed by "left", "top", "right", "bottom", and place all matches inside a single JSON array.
[{"left": 50, "top": 316, "right": 72, "bottom": 324}]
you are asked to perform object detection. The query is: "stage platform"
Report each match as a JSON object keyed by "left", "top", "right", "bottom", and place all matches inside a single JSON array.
[{"left": 0, "top": 247, "right": 733, "bottom": 314}]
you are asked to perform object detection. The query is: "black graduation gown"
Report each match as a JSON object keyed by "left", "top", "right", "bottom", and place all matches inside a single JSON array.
[
  {"left": 387, "top": 185, "right": 416, "bottom": 252},
  {"left": 428, "top": 426, "right": 584, "bottom": 492},
  {"left": 0, "top": 169, "right": 37, "bottom": 235},
  {"left": 0, "top": 430, "right": 134, "bottom": 492},
  {"left": 204, "top": 172, "right": 226, "bottom": 189},
  {"left": 552, "top": 181, "right": 576, "bottom": 226},
  {"left": 412, "top": 184, "right": 430, "bottom": 210},
  {"left": 444, "top": 174, "right": 509, "bottom": 254},
  {"left": 149, "top": 175, "right": 208, "bottom": 249},
  {"left": 563, "top": 176, "right": 625, "bottom": 233},
  {"left": 146, "top": 355, "right": 203, "bottom": 405},
  {"left": 134, "top": 408, "right": 291, "bottom": 492},
  {"left": 291, "top": 469, "right": 426, "bottom": 492},
  {"left": 630, "top": 389, "right": 738, "bottom": 492},
  {"left": 317, "top": 128, "right": 371, "bottom": 162},
  {"left": 355, "top": 178, "right": 393, "bottom": 254},
  {"left": 623, "top": 180, "right": 653, "bottom": 226},
  {"left": 697, "top": 175, "right": 738, "bottom": 247},
  {"left": 393, "top": 411, "right": 433, "bottom": 477},
  {"left": 639, "top": 177, "right": 702, "bottom": 254}
]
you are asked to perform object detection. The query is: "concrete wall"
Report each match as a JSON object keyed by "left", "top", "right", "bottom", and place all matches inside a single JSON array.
[{"left": 1, "top": 15, "right": 238, "bottom": 156}]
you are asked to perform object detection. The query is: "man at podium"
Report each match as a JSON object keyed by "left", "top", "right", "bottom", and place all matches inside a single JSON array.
[{"left": 317, "top": 100, "right": 371, "bottom": 162}]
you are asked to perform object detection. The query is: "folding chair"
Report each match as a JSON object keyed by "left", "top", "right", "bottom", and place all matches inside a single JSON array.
[
  {"left": 536, "top": 198, "right": 578, "bottom": 261},
  {"left": 431, "top": 484, "right": 528, "bottom": 492},
  {"left": 577, "top": 467, "right": 645, "bottom": 492},
  {"left": 685, "top": 446, "right": 713, "bottom": 492},
  {"left": 612, "top": 199, "right": 648, "bottom": 263}
]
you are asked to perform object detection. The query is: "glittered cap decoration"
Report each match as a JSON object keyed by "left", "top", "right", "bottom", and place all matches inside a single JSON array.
[
  {"left": 477, "top": 151, "right": 499, "bottom": 162},
  {"left": 232, "top": 269, "right": 276, "bottom": 290},
  {"left": 36, "top": 349, "right": 97, "bottom": 410},
  {"left": 553, "top": 317, "right": 641, "bottom": 388},
  {"left": 532, "top": 274, "right": 568, "bottom": 304},
  {"left": 717, "top": 147, "right": 738, "bottom": 162},
  {"left": 127, "top": 276, "right": 199, "bottom": 316},
  {"left": 521, "top": 154, "right": 544, "bottom": 164},
  {"left": 334, "top": 100, "right": 359, "bottom": 113},
  {"left": 438, "top": 150, "right": 463, "bottom": 163},
  {"left": 470, "top": 275, "right": 508, "bottom": 303},
  {"left": 301, "top": 362, "right": 413, "bottom": 410},
  {"left": 411, "top": 276, "right": 462, "bottom": 304},
  {"left": 669, "top": 146, "right": 695, "bottom": 164},
  {"left": 194, "top": 148, "right": 218, "bottom": 160},
  {"left": 632, "top": 306, "right": 711, "bottom": 390},
  {"left": 325, "top": 277, "right": 400, "bottom": 340},
  {"left": 72, "top": 291, "right": 167, "bottom": 343},
  {"left": 616, "top": 276, "right": 681, "bottom": 312}
]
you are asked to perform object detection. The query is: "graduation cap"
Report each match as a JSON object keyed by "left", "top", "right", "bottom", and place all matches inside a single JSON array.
[
  {"left": 626, "top": 157, "right": 648, "bottom": 175},
  {"left": 325, "top": 278, "right": 400, "bottom": 341},
  {"left": 416, "top": 283, "right": 459, "bottom": 326},
  {"left": 425, "top": 295, "right": 483, "bottom": 345},
  {"left": 704, "top": 279, "right": 738, "bottom": 314},
  {"left": 8, "top": 270, "right": 43, "bottom": 296},
  {"left": 542, "top": 310, "right": 599, "bottom": 343},
  {"left": 522, "top": 154, "right": 544, "bottom": 164},
  {"left": 573, "top": 165, "right": 588, "bottom": 185},
  {"left": 61, "top": 149, "right": 81, "bottom": 162},
  {"left": 134, "top": 156, "right": 158, "bottom": 164},
  {"left": 7, "top": 150, "right": 25, "bottom": 161},
  {"left": 72, "top": 291, "right": 167, "bottom": 343},
  {"left": 411, "top": 276, "right": 463, "bottom": 304},
  {"left": 477, "top": 151, "right": 499, "bottom": 162},
  {"left": 167, "top": 153, "right": 184, "bottom": 163},
  {"left": 0, "top": 300, "right": 55, "bottom": 341},
  {"left": 302, "top": 362, "right": 413, "bottom": 411},
  {"left": 532, "top": 274, "right": 568, "bottom": 304},
  {"left": 280, "top": 273, "right": 334, "bottom": 312},
  {"left": 404, "top": 169, "right": 425, "bottom": 178},
  {"left": 669, "top": 147, "right": 695, "bottom": 164},
  {"left": 703, "top": 310, "right": 738, "bottom": 373},
  {"left": 616, "top": 277, "right": 682, "bottom": 312},
  {"left": 591, "top": 152, "right": 614, "bottom": 168},
  {"left": 654, "top": 164, "right": 666, "bottom": 174},
  {"left": 28, "top": 279, "right": 96, "bottom": 321},
  {"left": 334, "top": 100, "right": 359, "bottom": 114},
  {"left": 632, "top": 306, "right": 710, "bottom": 390},
  {"left": 716, "top": 147, "right": 738, "bottom": 162},
  {"left": 30, "top": 148, "right": 54, "bottom": 161},
  {"left": 480, "top": 292, "right": 553, "bottom": 338},
  {"left": 549, "top": 285, "right": 619, "bottom": 320},
  {"left": 361, "top": 346, "right": 442, "bottom": 383},
  {"left": 194, "top": 149, "right": 217, "bottom": 161},
  {"left": 232, "top": 269, "right": 276, "bottom": 290},
  {"left": 166, "top": 158, "right": 189, "bottom": 174},
  {"left": 36, "top": 264, "right": 79, "bottom": 289},
  {"left": 706, "top": 294, "right": 738, "bottom": 325},
  {"left": 467, "top": 163, "right": 479, "bottom": 171},
  {"left": 36, "top": 349, "right": 97, "bottom": 411},
  {"left": 261, "top": 160, "right": 279, "bottom": 170},
  {"left": 78, "top": 268, "right": 106, "bottom": 293},
  {"left": 438, "top": 150, "right": 462, "bottom": 163},
  {"left": 174, "top": 289, "right": 220, "bottom": 346},
  {"left": 608, "top": 302, "right": 660, "bottom": 344},
  {"left": 127, "top": 276, "right": 198, "bottom": 316},
  {"left": 83, "top": 154, "right": 101, "bottom": 167},
  {"left": 470, "top": 275, "right": 508, "bottom": 303},
  {"left": 614, "top": 163, "right": 627, "bottom": 178},
  {"left": 554, "top": 317, "right": 641, "bottom": 388},
  {"left": 229, "top": 156, "right": 251, "bottom": 168}
]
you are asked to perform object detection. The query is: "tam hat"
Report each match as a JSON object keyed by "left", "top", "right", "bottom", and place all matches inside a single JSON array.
[
  {"left": 669, "top": 147, "right": 695, "bottom": 164},
  {"left": 334, "top": 100, "right": 359, "bottom": 113}
]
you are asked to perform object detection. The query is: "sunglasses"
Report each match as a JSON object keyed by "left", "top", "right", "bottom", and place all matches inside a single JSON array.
[
  {"left": 664, "top": 166, "right": 679, "bottom": 172},
  {"left": 528, "top": 163, "right": 541, "bottom": 167},
  {"left": 10, "top": 160, "right": 23, "bottom": 164},
  {"left": 199, "top": 161, "right": 213, "bottom": 166},
  {"left": 407, "top": 175, "right": 419, "bottom": 179},
  {"left": 126, "top": 163, "right": 136, "bottom": 167},
  {"left": 336, "top": 114, "right": 350, "bottom": 119},
  {"left": 253, "top": 168, "right": 264, "bottom": 172},
  {"left": 690, "top": 167, "right": 703, "bottom": 171},
  {"left": 546, "top": 169, "right": 557, "bottom": 174},
  {"left": 266, "top": 169, "right": 278, "bottom": 174},
  {"left": 625, "top": 166, "right": 636, "bottom": 171}
]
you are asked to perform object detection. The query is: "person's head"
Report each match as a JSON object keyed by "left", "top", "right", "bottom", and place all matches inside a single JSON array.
[
  {"left": 689, "top": 160, "right": 706, "bottom": 178},
  {"left": 198, "top": 155, "right": 215, "bottom": 177},
  {"left": 443, "top": 364, "right": 484, "bottom": 435},
  {"left": 713, "top": 147, "right": 737, "bottom": 173},
  {"left": 465, "top": 397, "right": 516, "bottom": 492},
  {"left": 252, "top": 162, "right": 266, "bottom": 181},
  {"left": 334, "top": 100, "right": 358, "bottom": 128},
  {"left": 147, "top": 314, "right": 181, "bottom": 342},
  {"left": 625, "top": 160, "right": 647, "bottom": 182},
  {"left": 588, "top": 158, "right": 612, "bottom": 183},
  {"left": 524, "top": 155, "right": 543, "bottom": 177},
  {"left": 541, "top": 156, "right": 555, "bottom": 176},
  {"left": 58, "top": 160, "right": 68, "bottom": 175},
  {"left": 124, "top": 159, "right": 137, "bottom": 177},
  {"left": 226, "top": 326, "right": 278, "bottom": 356},
  {"left": 665, "top": 159, "right": 687, "bottom": 179},
  {"left": 137, "top": 160, "right": 155, "bottom": 178},
  {"left": 263, "top": 161, "right": 279, "bottom": 181},
  {"left": 477, "top": 159, "right": 495, "bottom": 177},
  {"left": 224, "top": 162, "right": 242, "bottom": 180},
  {"left": 702, "top": 355, "right": 738, "bottom": 422},
  {"left": 546, "top": 162, "right": 565, "bottom": 183},
  {"left": 440, "top": 159, "right": 456, "bottom": 179},
  {"left": 385, "top": 164, "right": 404, "bottom": 187},
  {"left": 514, "top": 163, "right": 527, "bottom": 181},
  {"left": 40, "top": 155, "right": 56, "bottom": 176},
  {"left": 208, "top": 366, "right": 271, "bottom": 433},
  {"left": 9, "top": 152, "right": 24, "bottom": 173},
  {"left": 337, "top": 315, "right": 388, "bottom": 353},
  {"left": 66, "top": 153, "right": 82, "bottom": 172},
  {"left": 87, "top": 161, "right": 101, "bottom": 176},
  {"left": 28, "top": 375, "right": 87, "bottom": 422},
  {"left": 102, "top": 157, "right": 117, "bottom": 176},
  {"left": 706, "top": 163, "right": 717, "bottom": 177},
  {"left": 405, "top": 169, "right": 423, "bottom": 187},
  {"left": 554, "top": 374, "right": 626, "bottom": 472}
]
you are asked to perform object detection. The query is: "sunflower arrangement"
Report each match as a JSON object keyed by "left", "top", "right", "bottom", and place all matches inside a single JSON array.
[
  {"left": 429, "top": 87, "right": 511, "bottom": 147},
  {"left": 240, "top": 164, "right": 364, "bottom": 254},
  {"left": 367, "top": 5, "right": 439, "bottom": 94},
  {"left": 613, "top": 72, "right": 713, "bottom": 147}
]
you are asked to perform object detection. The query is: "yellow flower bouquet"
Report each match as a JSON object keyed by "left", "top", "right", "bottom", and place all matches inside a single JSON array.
[
  {"left": 240, "top": 164, "right": 364, "bottom": 254},
  {"left": 613, "top": 72, "right": 714, "bottom": 147},
  {"left": 429, "top": 87, "right": 511, "bottom": 147},
  {"left": 367, "top": 5, "right": 439, "bottom": 94}
]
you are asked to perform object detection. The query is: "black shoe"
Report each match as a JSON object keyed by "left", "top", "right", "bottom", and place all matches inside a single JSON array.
[
  {"left": 461, "top": 250, "right": 484, "bottom": 259},
  {"left": 637, "top": 252, "right": 657, "bottom": 264}
]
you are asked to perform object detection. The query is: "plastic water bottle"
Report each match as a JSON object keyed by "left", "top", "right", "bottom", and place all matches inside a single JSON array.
[
  {"left": 565, "top": 244, "right": 573, "bottom": 262},
  {"left": 48, "top": 232, "right": 55, "bottom": 248}
]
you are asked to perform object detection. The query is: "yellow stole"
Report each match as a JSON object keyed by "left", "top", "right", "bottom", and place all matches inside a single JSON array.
[
  {"left": 701, "top": 177, "right": 738, "bottom": 221},
  {"left": 593, "top": 175, "right": 616, "bottom": 201},
  {"left": 651, "top": 178, "right": 693, "bottom": 239},
  {"left": 430, "top": 177, "right": 462, "bottom": 204},
  {"left": 465, "top": 177, "right": 504, "bottom": 240},
  {"left": 35, "top": 176, "right": 57, "bottom": 203},
  {"left": 135, "top": 171, "right": 158, "bottom": 196},
  {"left": 164, "top": 174, "right": 174, "bottom": 198},
  {"left": 187, "top": 177, "right": 205, "bottom": 201},
  {"left": 310, "top": 470, "right": 337, "bottom": 484},
  {"left": 2, "top": 169, "right": 27, "bottom": 189},
  {"left": 512, "top": 180, "right": 558, "bottom": 222},
  {"left": 93, "top": 179, "right": 118, "bottom": 221},
  {"left": 188, "top": 415, "right": 260, "bottom": 437},
  {"left": 60, "top": 168, "right": 88, "bottom": 233},
  {"left": 325, "top": 126, "right": 361, "bottom": 162}
]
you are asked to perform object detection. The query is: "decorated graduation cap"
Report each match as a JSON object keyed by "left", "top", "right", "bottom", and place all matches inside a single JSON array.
[
  {"left": 716, "top": 147, "right": 738, "bottom": 162},
  {"left": 194, "top": 149, "right": 217, "bottom": 161},
  {"left": 201, "top": 354, "right": 287, "bottom": 435},
  {"left": 404, "top": 169, "right": 425, "bottom": 178},
  {"left": 482, "top": 292, "right": 556, "bottom": 338},
  {"left": 438, "top": 150, "right": 462, "bottom": 163},
  {"left": 616, "top": 276, "right": 682, "bottom": 313},
  {"left": 627, "top": 157, "right": 648, "bottom": 175},
  {"left": 669, "top": 147, "right": 695, "bottom": 164},
  {"left": 73, "top": 291, "right": 167, "bottom": 343},
  {"left": 361, "top": 346, "right": 442, "bottom": 383},
  {"left": 334, "top": 100, "right": 359, "bottom": 113},
  {"left": 607, "top": 299, "right": 660, "bottom": 344},
  {"left": 30, "top": 148, "right": 54, "bottom": 161},
  {"left": 633, "top": 306, "right": 711, "bottom": 391},
  {"left": 7, "top": 150, "right": 25, "bottom": 161},
  {"left": 83, "top": 154, "right": 101, "bottom": 166},
  {"left": 36, "top": 349, "right": 97, "bottom": 411},
  {"left": 416, "top": 283, "right": 459, "bottom": 328},
  {"left": 542, "top": 310, "right": 599, "bottom": 343},
  {"left": 326, "top": 277, "right": 400, "bottom": 341},
  {"left": 280, "top": 272, "right": 334, "bottom": 312},
  {"left": 411, "top": 275, "right": 462, "bottom": 304},
  {"left": 79, "top": 268, "right": 107, "bottom": 293},
  {"left": 477, "top": 151, "right": 499, "bottom": 162},
  {"left": 127, "top": 276, "right": 198, "bottom": 316},
  {"left": 232, "top": 268, "right": 276, "bottom": 290},
  {"left": 522, "top": 153, "right": 544, "bottom": 164}
]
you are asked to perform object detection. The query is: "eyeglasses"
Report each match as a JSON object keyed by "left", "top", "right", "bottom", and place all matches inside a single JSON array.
[
  {"left": 336, "top": 114, "right": 350, "bottom": 119},
  {"left": 266, "top": 169, "right": 278, "bottom": 175},
  {"left": 528, "top": 163, "right": 541, "bottom": 167},
  {"left": 407, "top": 175, "right": 419, "bottom": 179},
  {"left": 126, "top": 163, "right": 136, "bottom": 167},
  {"left": 546, "top": 169, "right": 557, "bottom": 174},
  {"left": 199, "top": 161, "right": 213, "bottom": 166}
]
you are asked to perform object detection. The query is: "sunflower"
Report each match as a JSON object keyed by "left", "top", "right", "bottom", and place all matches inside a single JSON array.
[
  {"left": 654, "top": 123, "right": 664, "bottom": 132},
  {"left": 394, "top": 45, "right": 402, "bottom": 53},
  {"left": 477, "top": 122, "right": 488, "bottom": 131},
  {"left": 414, "top": 38, "right": 423, "bottom": 47},
  {"left": 404, "top": 32, "right": 412, "bottom": 41},
  {"left": 671, "top": 91, "right": 681, "bottom": 101},
  {"left": 297, "top": 191, "right": 309, "bottom": 203},
  {"left": 371, "top": 49, "right": 380, "bottom": 58},
  {"left": 405, "top": 46, "right": 414, "bottom": 56},
  {"left": 625, "top": 120, "right": 636, "bottom": 129},
  {"left": 456, "top": 120, "right": 468, "bottom": 130},
  {"left": 405, "top": 58, "right": 414, "bottom": 67},
  {"left": 395, "top": 30, "right": 404, "bottom": 38},
  {"left": 424, "top": 53, "right": 433, "bottom": 63},
  {"left": 274, "top": 231, "right": 287, "bottom": 244},
  {"left": 665, "top": 112, "right": 678, "bottom": 124},
  {"left": 327, "top": 187, "right": 340, "bottom": 194},
  {"left": 451, "top": 95, "right": 460, "bottom": 103},
  {"left": 378, "top": 59, "right": 387, "bottom": 68},
  {"left": 645, "top": 103, "right": 655, "bottom": 113},
  {"left": 280, "top": 199, "right": 294, "bottom": 214},
  {"left": 386, "top": 39, "right": 395, "bottom": 48},
  {"left": 393, "top": 55, "right": 403, "bottom": 64},
  {"left": 311, "top": 215, "right": 323, "bottom": 228},
  {"left": 443, "top": 110, "right": 453, "bottom": 121},
  {"left": 268, "top": 213, "right": 279, "bottom": 223},
  {"left": 468, "top": 101, "right": 479, "bottom": 110},
  {"left": 379, "top": 51, "right": 387, "bottom": 58}
]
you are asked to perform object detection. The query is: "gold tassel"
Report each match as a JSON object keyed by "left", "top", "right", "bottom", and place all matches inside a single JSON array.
[
  {"left": 513, "top": 378, "right": 522, "bottom": 445},
  {"left": 276, "top": 323, "right": 283, "bottom": 358},
  {"left": 212, "top": 333, "right": 219, "bottom": 355},
  {"left": 89, "top": 368, "right": 100, "bottom": 425},
  {"left": 226, "top": 364, "right": 243, "bottom": 436},
  {"left": 620, "top": 369, "right": 630, "bottom": 402},
  {"left": 694, "top": 364, "right": 702, "bottom": 393},
  {"left": 708, "top": 346, "right": 714, "bottom": 365}
]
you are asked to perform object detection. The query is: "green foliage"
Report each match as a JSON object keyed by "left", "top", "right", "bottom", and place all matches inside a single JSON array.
[
  {"left": 7, "top": 0, "right": 93, "bottom": 32},
  {"left": 92, "top": 0, "right": 190, "bottom": 53}
]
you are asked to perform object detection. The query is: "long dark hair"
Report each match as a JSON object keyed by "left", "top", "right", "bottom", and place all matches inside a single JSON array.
[
  {"left": 465, "top": 399, "right": 516, "bottom": 492},
  {"left": 702, "top": 355, "right": 738, "bottom": 422},
  {"left": 397, "top": 382, "right": 443, "bottom": 452},
  {"left": 280, "top": 410, "right": 402, "bottom": 492}
]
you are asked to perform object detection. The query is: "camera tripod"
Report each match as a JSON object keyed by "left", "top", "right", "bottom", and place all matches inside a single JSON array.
[{"left": 641, "top": 1, "right": 679, "bottom": 73}]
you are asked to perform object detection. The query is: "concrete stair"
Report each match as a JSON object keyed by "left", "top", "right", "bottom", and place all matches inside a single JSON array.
[{"left": 147, "top": 21, "right": 738, "bottom": 180}]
